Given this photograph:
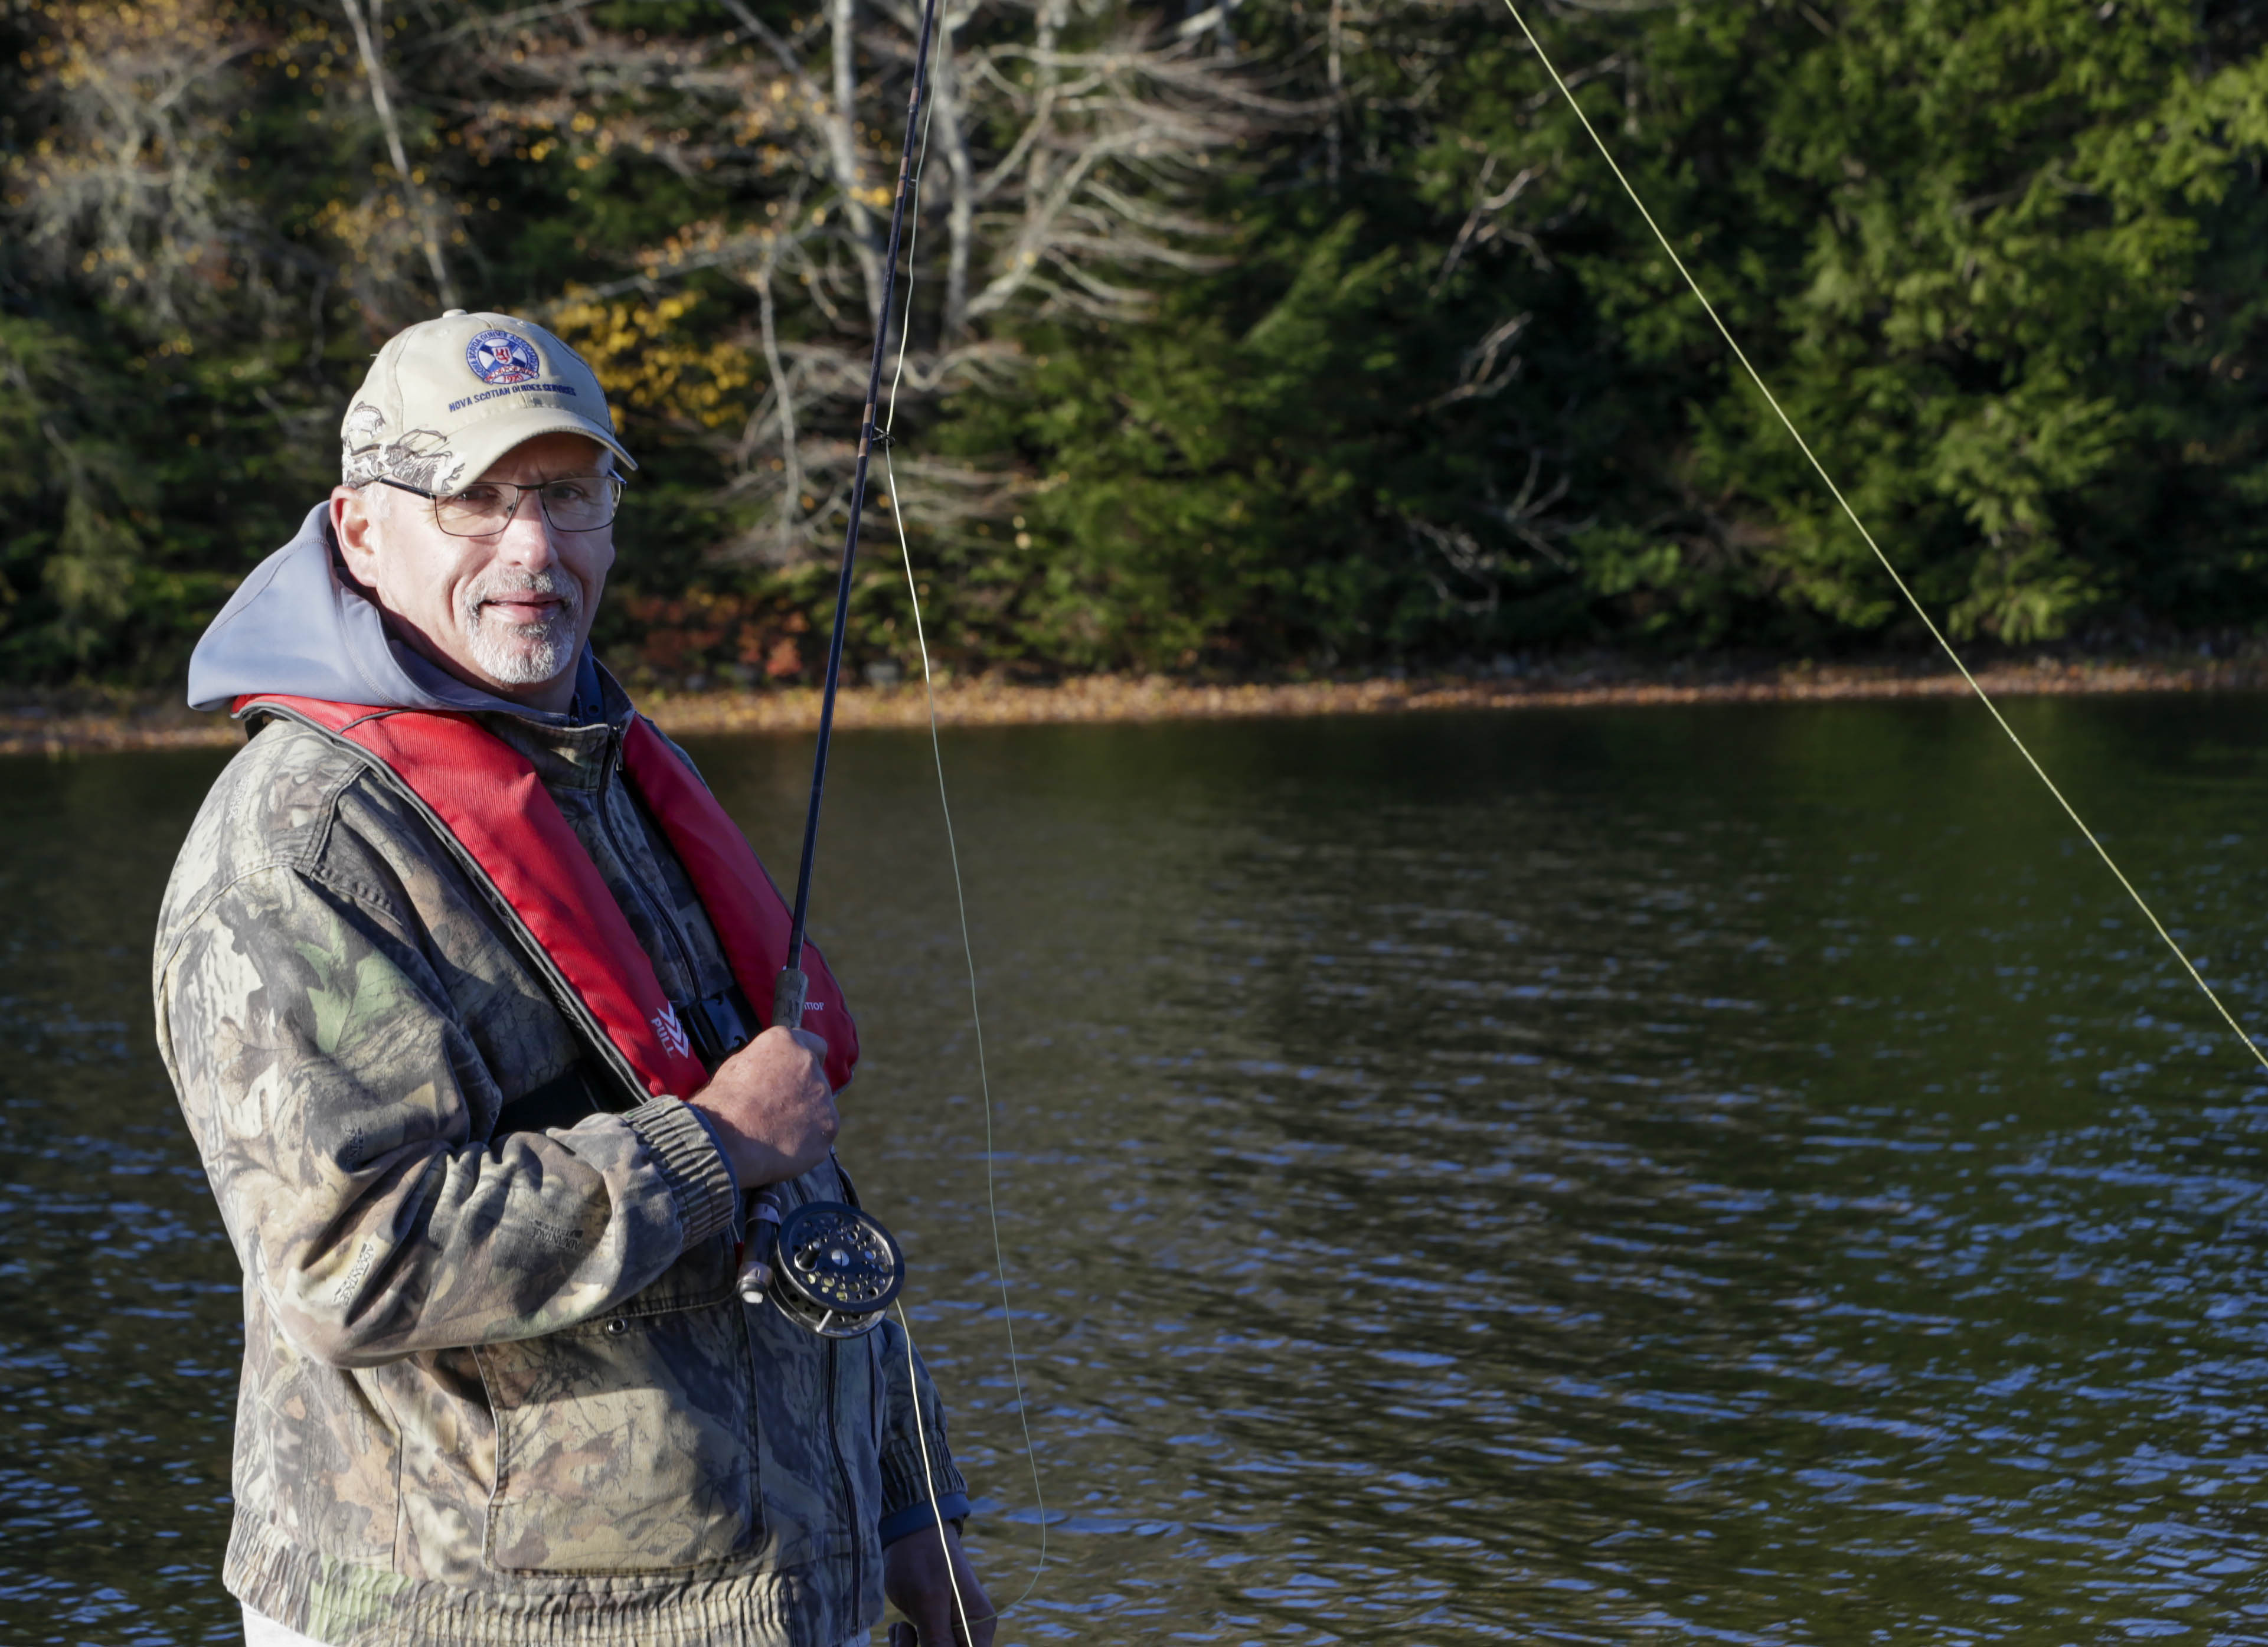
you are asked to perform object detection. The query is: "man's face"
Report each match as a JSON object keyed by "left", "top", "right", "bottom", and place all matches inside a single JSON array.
[{"left": 332, "top": 432, "right": 616, "bottom": 711}]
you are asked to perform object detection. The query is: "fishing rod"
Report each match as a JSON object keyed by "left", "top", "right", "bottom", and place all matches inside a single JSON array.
[
  {"left": 733, "top": 0, "right": 943, "bottom": 1346},
  {"left": 773, "top": 0, "right": 945, "bottom": 1041},
  {"left": 730, "top": 9, "right": 999, "bottom": 1628}
]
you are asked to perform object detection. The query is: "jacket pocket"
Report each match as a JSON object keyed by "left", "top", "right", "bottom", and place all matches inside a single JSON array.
[{"left": 476, "top": 1297, "right": 758, "bottom": 1573}]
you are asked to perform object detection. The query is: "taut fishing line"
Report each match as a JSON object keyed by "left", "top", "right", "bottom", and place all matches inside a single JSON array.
[
  {"left": 720, "top": 0, "right": 1047, "bottom": 1623},
  {"left": 877, "top": 0, "right": 1052, "bottom": 1621},
  {"left": 1498, "top": 0, "right": 2268, "bottom": 1075}
]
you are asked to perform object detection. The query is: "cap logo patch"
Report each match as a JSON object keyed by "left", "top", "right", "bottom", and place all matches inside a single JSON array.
[{"left": 465, "top": 329, "right": 542, "bottom": 386}]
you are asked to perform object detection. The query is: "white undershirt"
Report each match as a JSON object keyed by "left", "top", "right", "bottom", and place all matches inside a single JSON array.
[
  {"left": 244, "top": 1604, "right": 872, "bottom": 1646},
  {"left": 241, "top": 1608, "right": 321, "bottom": 1647}
]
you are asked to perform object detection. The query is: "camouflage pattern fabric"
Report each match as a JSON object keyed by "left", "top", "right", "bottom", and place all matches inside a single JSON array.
[{"left": 152, "top": 681, "right": 964, "bottom": 1647}]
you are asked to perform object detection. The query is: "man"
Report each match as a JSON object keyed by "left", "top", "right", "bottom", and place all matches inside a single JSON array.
[{"left": 153, "top": 310, "right": 995, "bottom": 1647}]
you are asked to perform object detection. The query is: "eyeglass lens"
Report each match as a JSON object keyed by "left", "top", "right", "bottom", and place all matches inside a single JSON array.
[{"left": 433, "top": 478, "right": 620, "bottom": 536}]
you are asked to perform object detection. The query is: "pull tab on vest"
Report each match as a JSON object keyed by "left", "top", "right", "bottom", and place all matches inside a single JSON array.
[{"left": 234, "top": 695, "right": 860, "bottom": 1102}]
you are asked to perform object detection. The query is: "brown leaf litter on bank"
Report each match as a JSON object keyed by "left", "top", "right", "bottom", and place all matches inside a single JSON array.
[{"left": 4, "top": 654, "right": 2265, "bottom": 757}]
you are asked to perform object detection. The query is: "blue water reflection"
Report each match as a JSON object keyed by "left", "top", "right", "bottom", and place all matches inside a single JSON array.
[{"left": 5, "top": 697, "right": 2268, "bottom": 1642}]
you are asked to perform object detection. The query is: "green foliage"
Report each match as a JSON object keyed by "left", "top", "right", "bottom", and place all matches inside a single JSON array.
[
  {"left": 933, "top": 218, "right": 1429, "bottom": 670},
  {"left": 9, "top": 0, "right": 2268, "bottom": 688},
  {"left": 956, "top": 0, "right": 2268, "bottom": 663}
]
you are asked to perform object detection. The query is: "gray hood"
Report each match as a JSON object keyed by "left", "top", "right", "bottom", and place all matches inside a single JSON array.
[{"left": 187, "top": 502, "right": 600, "bottom": 722}]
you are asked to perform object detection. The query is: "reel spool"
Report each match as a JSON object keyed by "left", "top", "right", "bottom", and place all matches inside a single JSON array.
[{"left": 741, "top": 1200, "right": 904, "bottom": 1339}]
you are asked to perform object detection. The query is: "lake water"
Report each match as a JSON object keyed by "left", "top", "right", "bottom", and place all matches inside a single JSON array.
[{"left": 5, "top": 697, "right": 2268, "bottom": 1644}]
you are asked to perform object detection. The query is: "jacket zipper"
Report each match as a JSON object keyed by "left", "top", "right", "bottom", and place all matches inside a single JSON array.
[
  {"left": 826, "top": 1335, "right": 863, "bottom": 1599},
  {"left": 793, "top": 1175, "right": 865, "bottom": 1597}
]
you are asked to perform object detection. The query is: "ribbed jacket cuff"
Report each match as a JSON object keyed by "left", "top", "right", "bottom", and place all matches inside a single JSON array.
[
  {"left": 878, "top": 1436, "right": 968, "bottom": 1525},
  {"left": 624, "top": 1097, "right": 739, "bottom": 1249}
]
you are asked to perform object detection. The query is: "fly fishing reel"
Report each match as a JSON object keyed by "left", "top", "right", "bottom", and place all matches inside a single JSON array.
[{"left": 737, "top": 1195, "right": 904, "bottom": 1339}]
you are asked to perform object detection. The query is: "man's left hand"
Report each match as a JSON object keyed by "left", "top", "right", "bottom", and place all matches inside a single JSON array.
[{"left": 884, "top": 1520, "right": 996, "bottom": 1647}]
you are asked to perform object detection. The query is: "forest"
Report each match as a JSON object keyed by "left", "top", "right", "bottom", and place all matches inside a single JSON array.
[{"left": 7, "top": 0, "right": 2268, "bottom": 690}]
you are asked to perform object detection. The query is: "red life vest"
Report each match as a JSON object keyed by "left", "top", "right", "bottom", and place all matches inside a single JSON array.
[{"left": 234, "top": 694, "right": 858, "bottom": 1101}]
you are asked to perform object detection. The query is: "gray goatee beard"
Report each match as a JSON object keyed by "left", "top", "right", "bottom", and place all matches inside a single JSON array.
[{"left": 461, "top": 569, "right": 583, "bottom": 686}]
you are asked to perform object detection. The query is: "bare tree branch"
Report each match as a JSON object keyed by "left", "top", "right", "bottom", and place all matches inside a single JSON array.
[{"left": 340, "top": 0, "right": 456, "bottom": 308}]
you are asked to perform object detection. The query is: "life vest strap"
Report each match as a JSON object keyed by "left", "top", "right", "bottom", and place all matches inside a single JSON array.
[{"left": 233, "top": 694, "right": 859, "bottom": 1102}]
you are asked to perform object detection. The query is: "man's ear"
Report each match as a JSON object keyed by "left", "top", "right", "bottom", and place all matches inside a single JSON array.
[{"left": 332, "top": 483, "right": 381, "bottom": 590}]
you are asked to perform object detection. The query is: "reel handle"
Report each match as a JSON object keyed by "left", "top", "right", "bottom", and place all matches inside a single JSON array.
[
  {"left": 736, "top": 1190, "right": 784, "bottom": 1305},
  {"left": 731, "top": 966, "right": 805, "bottom": 1305},
  {"left": 773, "top": 966, "right": 808, "bottom": 1034}
]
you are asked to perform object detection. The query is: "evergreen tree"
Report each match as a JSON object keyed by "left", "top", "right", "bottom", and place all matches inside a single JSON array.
[{"left": 6, "top": 0, "right": 2268, "bottom": 685}]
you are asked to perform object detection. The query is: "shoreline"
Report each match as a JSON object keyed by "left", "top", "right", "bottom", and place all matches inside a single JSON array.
[{"left": 4, "top": 654, "right": 2264, "bottom": 756}]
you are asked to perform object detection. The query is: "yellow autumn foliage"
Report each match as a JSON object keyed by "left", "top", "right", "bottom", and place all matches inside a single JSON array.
[{"left": 549, "top": 292, "right": 758, "bottom": 432}]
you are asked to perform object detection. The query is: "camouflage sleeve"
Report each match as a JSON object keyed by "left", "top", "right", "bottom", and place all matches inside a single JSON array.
[
  {"left": 873, "top": 1312, "right": 969, "bottom": 1530},
  {"left": 155, "top": 860, "right": 738, "bottom": 1368}
]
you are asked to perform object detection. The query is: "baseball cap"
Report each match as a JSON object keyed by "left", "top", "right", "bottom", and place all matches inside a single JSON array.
[{"left": 339, "top": 308, "right": 636, "bottom": 494}]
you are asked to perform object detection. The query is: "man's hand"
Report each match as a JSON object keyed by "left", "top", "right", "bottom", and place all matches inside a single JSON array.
[
  {"left": 684, "top": 1026, "right": 837, "bottom": 1186},
  {"left": 885, "top": 1521, "right": 995, "bottom": 1647}
]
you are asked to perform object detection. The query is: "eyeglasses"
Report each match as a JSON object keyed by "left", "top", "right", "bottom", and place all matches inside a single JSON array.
[{"left": 373, "top": 473, "right": 624, "bottom": 537}]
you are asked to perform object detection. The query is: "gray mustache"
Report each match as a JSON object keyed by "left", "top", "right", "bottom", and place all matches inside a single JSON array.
[{"left": 466, "top": 571, "right": 581, "bottom": 624}]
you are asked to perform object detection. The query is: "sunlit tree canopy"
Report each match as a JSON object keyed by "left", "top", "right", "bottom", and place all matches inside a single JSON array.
[{"left": 6, "top": 0, "right": 2268, "bottom": 686}]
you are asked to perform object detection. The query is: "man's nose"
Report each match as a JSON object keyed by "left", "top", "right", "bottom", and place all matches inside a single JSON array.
[{"left": 491, "top": 490, "right": 561, "bottom": 566}]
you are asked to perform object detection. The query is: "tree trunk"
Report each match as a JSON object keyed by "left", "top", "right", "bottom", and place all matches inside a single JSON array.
[
  {"left": 830, "top": 0, "right": 885, "bottom": 323},
  {"left": 339, "top": 0, "right": 456, "bottom": 309},
  {"left": 933, "top": 9, "right": 976, "bottom": 340},
  {"left": 754, "top": 255, "right": 803, "bottom": 557}
]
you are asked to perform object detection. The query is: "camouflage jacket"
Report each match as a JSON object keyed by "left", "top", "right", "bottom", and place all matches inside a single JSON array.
[{"left": 152, "top": 687, "right": 965, "bottom": 1647}]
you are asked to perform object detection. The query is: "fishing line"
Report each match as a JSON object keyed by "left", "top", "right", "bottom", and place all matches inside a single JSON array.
[
  {"left": 724, "top": 0, "right": 1046, "bottom": 1616},
  {"left": 897, "top": 1301, "right": 980, "bottom": 1644},
  {"left": 877, "top": 9, "right": 1053, "bottom": 1613},
  {"left": 775, "top": 0, "right": 943, "bottom": 1015},
  {"left": 1498, "top": 0, "right": 2268, "bottom": 1074}
]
